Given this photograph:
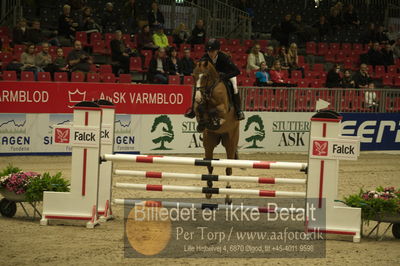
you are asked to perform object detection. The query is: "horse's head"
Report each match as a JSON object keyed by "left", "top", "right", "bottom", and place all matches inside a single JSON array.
[{"left": 193, "top": 59, "right": 219, "bottom": 92}]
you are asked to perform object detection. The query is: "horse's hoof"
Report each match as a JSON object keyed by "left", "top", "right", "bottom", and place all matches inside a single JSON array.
[
  {"left": 225, "top": 196, "right": 232, "bottom": 205},
  {"left": 206, "top": 193, "right": 212, "bottom": 199}
]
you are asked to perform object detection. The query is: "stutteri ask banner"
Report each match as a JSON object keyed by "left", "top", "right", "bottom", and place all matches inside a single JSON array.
[
  {"left": 0, "top": 82, "right": 191, "bottom": 114},
  {"left": 138, "top": 112, "right": 314, "bottom": 154}
]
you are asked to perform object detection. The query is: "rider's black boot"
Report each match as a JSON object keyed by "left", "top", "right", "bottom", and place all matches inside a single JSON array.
[{"left": 233, "top": 93, "right": 245, "bottom": 121}]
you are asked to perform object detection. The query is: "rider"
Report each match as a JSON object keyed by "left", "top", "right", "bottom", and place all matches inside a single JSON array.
[{"left": 184, "top": 38, "right": 245, "bottom": 121}]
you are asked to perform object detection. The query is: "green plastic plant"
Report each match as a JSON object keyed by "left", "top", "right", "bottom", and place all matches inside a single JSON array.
[
  {"left": 0, "top": 164, "right": 22, "bottom": 177},
  {"left": 25, "top": 172, "right": 70, "bottom": 202},
  {"left": 344, "top": 186, "right": 400, "bottom": 221}
]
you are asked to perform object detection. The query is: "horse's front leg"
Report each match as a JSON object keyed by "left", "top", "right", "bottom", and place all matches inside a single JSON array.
[
  {"left": 207, "top": 103, "right": 228, "bottom": 130},
  {"left": 203, "top": 130, "right": 218, "bottom": 199},
  {"left": 222, "top": 124, "right": 240, "bottom": 205},
  {"left": 195, "top": 102, "right": 208, "bottom": 132}
]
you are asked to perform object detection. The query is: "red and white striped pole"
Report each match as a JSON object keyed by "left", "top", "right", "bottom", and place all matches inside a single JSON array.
[
  {"left": 115, "top": 183, "right": 306, "bottom": 198},
  {"left": 103, "top": 154, "right": 307, "bottom": 171},
  {"left": 114, "top": 169, "right": 306, "bottom": 185}
]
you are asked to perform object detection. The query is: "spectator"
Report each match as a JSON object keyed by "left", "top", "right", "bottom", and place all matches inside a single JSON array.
[
  {"left": 246, "top": 44, "right": 265, "bottom": 71},
  {"left": 264, "top": 46, "right": 275, "bottom": 69},
  {"left": 375, "top": 25, "right": 389, "bottom": 44},
  {"left": 275, "top": 46, "right": 290, "bottom": 70},
  {"left": 280, "top": 14, "right": 296, "bottom": 46},
  {"left": 328, "top": 8, "right": 343, "bottom": 32},
  {"left": 172, "top": 23, "right": 189, "bottom": 48},
  {"left": 269, "top": 60, "right": 294, "bottom": 86},
  {"left": 152, "top": 25, "right": 169, "bottom": 48},
  {"left": 148, "top": 47, "right": 169, "bottom": 84},
  {"left": 53, "top": 48, "right": 69, "bottom": 72},
  {"left": 382, "top": 43, "right": 395, "bottom": 66},
  {"left": 67, "top": 40, "right": 93, "bottom": 72},
  {"left": 78, "top": 7, "right": 101, "bottom": 33},
  {"left": 167, "top": 47, "right": 181, "bottom": 75},
  {"left": 110, "top": 30, "right": 130, "bottom": 74},
  {"left": 353, "top": 63, "right": 372, "bottom": 88},
  {"left": 343, "top": 4, "right": 359, "bottom": 26},
  {"left": 330, "top": 1, "right": 344, "bottom": 17},
  {"left": 124, "top": 0, "right": 138, "bottom": 33},
  {"left": 148, "top": 2, "right": 165, "bottom": 28},
  {"left": 21, "top": 43, "right": 43, "bottom": 79},
  {"left": 12, "top": 18, "right": 29, "bottom": 45},
  {"left": 137, "top": 24, "right": 158, "bottom": 50},
  {"left": 190, "top": 19, "right": 206, "bottom": 45},
  {"left": 326, "top": 64, "right": 342, "bottom": 88},
  {"left": 255, "top": 62, "right": 273, "bottom": 86},
  {"left": 179, "top": 48, "right": 195, "bottom": 76},
  {"left": 313, "top": 15, "right": 330, "bottom": 40},
  {"left": 387, "top": 25, "right": 400, "bottom": 44},
  {"left": 293, "top": 14, "right": 310, "bottom": 42},
  {"left": 102, "top": 2, "right": 120, "bottom": 33},
  {"left": 27, "top": 20, "right": 45, "bottom": 45},
  {"left": 287, "top": 43, "right": 304, "bottom": 77},
  {"left": 35, "top": 42, "right": 53, "bottom": 72},
  {"left": 393, "top": 37, "right": 400, "bottom": 60},
  {"left": 368, "top": 42, "right": 385, "bottom": 66},
  {"left": 58, "top": 4, "right": 78, "bottom": 39},
  {"left": 340, "top": 69, "right": 356, "bottom": 88},
  {"left": 365, "top": 82, "right": 378, "bottom": 108}
]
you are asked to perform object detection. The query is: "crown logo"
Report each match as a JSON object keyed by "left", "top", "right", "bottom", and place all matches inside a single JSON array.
[{"left": 68, "top": 89, "right": 87, "bottom": 108}]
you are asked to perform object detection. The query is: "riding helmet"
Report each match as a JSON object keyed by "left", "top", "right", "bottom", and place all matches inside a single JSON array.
[{"left": 205, "top": 39, "right": 220, "bottom": 51}]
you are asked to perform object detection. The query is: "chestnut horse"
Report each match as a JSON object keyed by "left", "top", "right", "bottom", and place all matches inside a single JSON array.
[{"left": 192, "top": 60, "right": 240, "bottom": 204}]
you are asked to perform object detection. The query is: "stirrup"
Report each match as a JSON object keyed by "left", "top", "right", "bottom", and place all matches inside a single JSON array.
[{"left": 236, "top": 111, "right": 245, "bottom": 121}]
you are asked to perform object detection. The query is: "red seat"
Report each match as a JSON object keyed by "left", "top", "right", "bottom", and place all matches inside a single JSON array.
[
  {"left": 335, "top": 50, "right": 347, "bottom": 63},
  {"left": 99, "top": 64, "right": 112, "bottom": 74},
  {"left": 90, "top": 32, "right": 102, "bottom": 44},
  {"left": 179, "top": 43, "right": 191, "bottom": 52},
  {"left": 291, "top": 70, "right": 302, "bottom": 79},
  {"left": 324, "top": 50, "right": 335, "bottom": 62},
  {"left": 317, "top": 43, "right": 328, "bottom": 56},
  {"left": 341, "top": 43, "right": 351, "bottom": 51},
  {"left": 311, "top": 79, "right": 324, "bottom": 88},
  {"left": 374, "top": 65, "right": 385, "bottom": 78},
  {"left": 243, "top": 39, "right": 253, "bottom": 48},
  {"left": 119, "top": 74, "right": 131, "bottom": 83},
  {"left": 87, "top": 72, "right": 100, "bottom": 82},
  {"left": 38, "top": 72, "right": 51, "bottom": 81},
  {"left": 62, "top": 46, "right": 73, "bottom": 56},
  {"left": 230, "top": 39, "right": 240, "bottom": 46},
  {"left": 13, "top": 44, "right": 25, "bottom": 54},
  {"left": 298, "top": 79, "right": 311, "bottom": 88},
  {"left": 387, "top": 65, "right": 398, "bottom": 76},
  {"left": 193, "top": 44, "right": 204, "bottom": 53},
  {"left": 394, "top": 75, "right": 400, "bottom": 87},
  {"left": 104, "top": 33, "right": 114, "bottom": 49},
  {"left": 101, "top": 73, "right": 116, "bottom": 83},
  {"left": 305, "top": 71, "right": 319, "bottom": 79},
  {"left": 92, "top": 40, "right": 106, "bottom": 54},
  {"left": 71, "top": 72, "right": 85, "bottom": 82},
  {"left": 329, "top": 43, "right": 340, "bottom": 51},
  {"left": 382, "top": 74, "right": 394, "bottom": 86},
  {"left": 183, "top": 76, "right": 194, "bottom": 85},
  {"left": 21, "top": 71, "right": 35, "bottom": 81},
  {"left": 313, "top": 64, "right": 324, "bottom": 72},
  {"left": 0, "top": 36, "right": 10, "bottom": 48},
  {"left": 129, "top": 57, "right": 143, "bottom": 72},
  {"left": 306, "top": 42, "right": 316, "bottom": 55},
  {"left": 168, "top": 75, "right": 181, "bottom": 84},
  {"left": 75, "top": 31, "right": 88, "bottom": 46},
  {"left": 2, "top": 70, "right": 17, "bottom": 81},
  {"left": 0, "top": 26, "right": 9, "bottom": 36},
  {"left": 54, "top": 72, "right": 68, "bottom": 82}
]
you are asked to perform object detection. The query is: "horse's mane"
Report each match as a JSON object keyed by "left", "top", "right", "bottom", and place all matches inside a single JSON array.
[{"left": 199, "top": 60, "right": 219, "bottom": 84}]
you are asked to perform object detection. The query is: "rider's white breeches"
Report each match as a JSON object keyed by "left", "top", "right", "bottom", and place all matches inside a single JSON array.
[{"left": 230, "top": 77, "right": 238, "bottom": 94}]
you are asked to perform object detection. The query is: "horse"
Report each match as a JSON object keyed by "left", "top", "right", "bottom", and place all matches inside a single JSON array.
[{"left": 192, "top": 60, "right": 240, "bottom": 204}]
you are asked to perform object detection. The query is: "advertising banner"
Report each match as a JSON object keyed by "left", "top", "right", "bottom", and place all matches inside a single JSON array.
[
  {"left": 341, "top": 112, "right": 400, "bottom": 151},
  {"left": 0, "top": 82, "right": 191, "bottom": 114}
]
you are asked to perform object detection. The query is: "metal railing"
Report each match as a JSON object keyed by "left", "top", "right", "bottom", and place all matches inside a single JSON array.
[
  {"left": 0, "top": 0, "right": 22, "bottom": 27},
  {"left": 239, "top": 87, "right": 400, "bottom": 113},
  {"left": 158, "top": 0, "right": 211, "bottom": 36},
  {"left": 386, "top": 4, "right": 400, "bottom": 31},
  {"left": 195, "top": 0, "right": 251, "bottom": 39}
]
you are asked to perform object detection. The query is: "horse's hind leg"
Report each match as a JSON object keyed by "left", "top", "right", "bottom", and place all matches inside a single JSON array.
[
  {"left": 222, "top": 135, "right": 239, "bottom": 205},
  {"left": 203, "top": 131, "right": 219, "bottom": 199}
]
